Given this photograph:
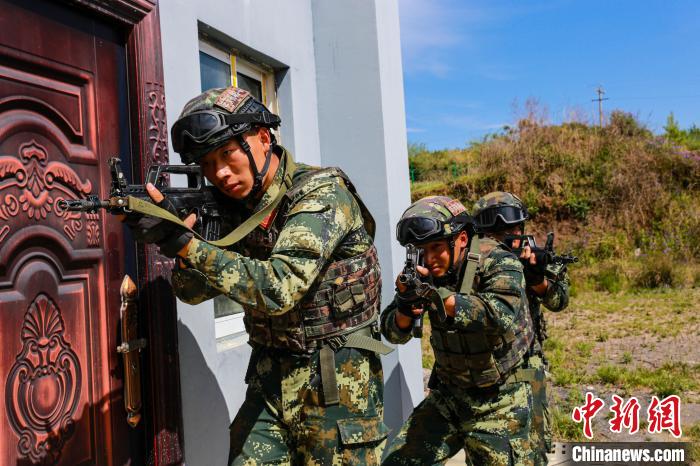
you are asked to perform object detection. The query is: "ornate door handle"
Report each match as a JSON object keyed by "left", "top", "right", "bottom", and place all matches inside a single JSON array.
[{"left": 117, "top": 275, "right": 146, "bottom": 427}]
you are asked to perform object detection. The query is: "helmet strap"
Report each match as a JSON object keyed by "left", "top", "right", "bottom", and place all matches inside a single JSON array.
[
  {"left": 237, "top": 132, "right": 274, "bottom": 202},
  {"left": 446, "top": 233, "right": 470, "bottom": 281},
  {"left": 446, "top": 236, "right": 457, "bottom": 277}
]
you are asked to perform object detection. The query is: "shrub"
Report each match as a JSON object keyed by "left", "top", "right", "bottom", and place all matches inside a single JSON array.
[
  {"left": 633, "top": 255, "right": 679, "bottom": 289},
  {"left": 594, "top": 264, "right": 624, "bottom": 293},
  {"left": 408, "top": 112, "right": 700, "bottom": 265},
  {"left": 596, "top": 365, "right": 625, "bottom": 384},
  {"left": 608, "top": 110, "right": 652, "bottom": 138}
]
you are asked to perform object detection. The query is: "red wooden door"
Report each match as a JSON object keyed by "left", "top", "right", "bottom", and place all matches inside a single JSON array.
[{"left": 0, "top": 1, "right": 135, "bottom": 464}]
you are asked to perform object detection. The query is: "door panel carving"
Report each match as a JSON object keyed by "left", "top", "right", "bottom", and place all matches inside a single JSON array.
[
  {"left": 0, "top": 140, "right": 98, "bottom": 246},
  {"left": 6, "top": 292, "right": 82, "bottom": 464},
  {"left": 0, "top": 1, "right": 132, "bottom": 464}
]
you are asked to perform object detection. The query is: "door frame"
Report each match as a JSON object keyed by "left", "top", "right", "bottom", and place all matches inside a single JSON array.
[{"left": 60, "top": 1, "right": 184, "bottom": 464}]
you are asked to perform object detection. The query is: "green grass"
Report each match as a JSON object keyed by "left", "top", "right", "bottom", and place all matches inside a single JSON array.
[
  {"left": 551, "top": 405, "right": 586, "bottom": 442},
  {"left": 688, "top": 422, "right": 700, "bottom": 462}
]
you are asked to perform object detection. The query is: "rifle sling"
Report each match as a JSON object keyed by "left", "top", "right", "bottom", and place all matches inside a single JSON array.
[
  {"left": 459, "top": 236, "right": 481, "bottom": 295},
  {"left": 124, "top": 153, "right": 297, "bottom": 249}
]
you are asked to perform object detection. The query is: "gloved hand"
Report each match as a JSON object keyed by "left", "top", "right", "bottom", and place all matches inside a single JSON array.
[
  {"left": 124, "top": 194, "right": 193, "bottom": 258},
  {"left": 523, "top": 259, "right": 547, "bottom": 287},
  {"left": 395, "top": 287, "right": 424, "bottom": 318}
]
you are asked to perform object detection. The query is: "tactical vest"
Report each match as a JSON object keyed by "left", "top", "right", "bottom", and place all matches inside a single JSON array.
[
  {"left": 430, "top": 238, "right": 533, "bottom": 388},
  {"left": 242, "top": 164, "right": 382, "bottom": 354}
]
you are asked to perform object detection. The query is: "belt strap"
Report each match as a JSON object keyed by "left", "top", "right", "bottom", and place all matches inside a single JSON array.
[
  {"left": 319, "top": 326, "right": 393, "bottom": 406},
  {"left": 344, "top": 334, "right": 393, "bottom": 354},
  {"left": 320, "top": 345, "right": 339, "bottom": 406},
  {"left": 504, "top": 367, "right": 540, "bottom": 385},
  {"left": 344, "top": 329, "right": 394, "bottom": 355}
]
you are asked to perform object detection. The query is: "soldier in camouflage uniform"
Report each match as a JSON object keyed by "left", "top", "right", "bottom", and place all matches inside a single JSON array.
[
  {"left": 473, "top": 191, "right": 571, "bottom": 461},
  {"left": 126, "top": 86, "right": 390, "bottom": 464},
  {"left": 380, "top": 196, "right": 540, "bottom": 465}
]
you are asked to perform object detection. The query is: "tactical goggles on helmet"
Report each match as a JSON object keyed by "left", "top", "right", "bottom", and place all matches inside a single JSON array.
[
  {"left": 396, "top": 214, "right": 471, "bottom": 246},
  {"left": 171, "top": 110, "right": 281, "bottom": 162},
  {"left": 474, "top": 205, "right": 528, "bottom": 229}
]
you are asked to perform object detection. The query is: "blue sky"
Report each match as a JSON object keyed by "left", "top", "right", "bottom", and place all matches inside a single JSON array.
[{"left": 399, "top": 0, "right": 700, "bottom": 150}]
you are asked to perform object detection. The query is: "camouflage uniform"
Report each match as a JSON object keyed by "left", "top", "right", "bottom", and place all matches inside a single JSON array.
[
  {"left": 381, "top": 197, "right": 538, "bottom": 465},
  {"left": 524, "top": 262, "right": 569, "bottom": 455},
  {"left": 473, "top": 191, "right": 571, "bottom": 461},
  {"left": 170, "top": 88, "right": 388, "bottom": 464}
]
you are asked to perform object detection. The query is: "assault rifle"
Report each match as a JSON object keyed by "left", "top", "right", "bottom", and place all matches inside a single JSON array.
[
  {"left": 58, "top": 157, "right": 236, "bottom": 241},
  {"left": 503, "top": 232, "right": 578, "bottom": 279},
  {"left": 397, "top": 244, "right": 447, "bottom": 338}
]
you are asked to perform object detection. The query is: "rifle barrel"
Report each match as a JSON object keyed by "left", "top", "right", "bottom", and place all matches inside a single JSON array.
[{"left": 59, "top": 198, "right": 109, "bottom": 212}]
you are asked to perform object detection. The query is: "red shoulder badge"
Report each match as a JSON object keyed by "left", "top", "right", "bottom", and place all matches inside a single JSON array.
[{"left": 259, "top": 208, "right": 278, "bottom": 230}]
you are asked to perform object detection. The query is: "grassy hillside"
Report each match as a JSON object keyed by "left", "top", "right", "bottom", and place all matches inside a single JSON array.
[
  {"left": 411, "top": 112, "right": 700, "bottom": 450},
  {"left": 409, "top": 111, "right": 700, "bottom": 292}
]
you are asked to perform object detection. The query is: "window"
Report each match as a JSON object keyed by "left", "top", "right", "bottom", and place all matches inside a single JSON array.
[
  {"left": 199, "top": 41, "right": 278, "bottom": 113},
  {"left": 198, "top": 41, "right": 280, "bottom": 339}
]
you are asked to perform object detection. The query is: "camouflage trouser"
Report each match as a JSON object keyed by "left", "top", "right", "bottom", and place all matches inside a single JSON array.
[
  {"left": 382, "top": 380, "right": 541, "bottom": 466},
  {"left": 527, "top": 354, "right": 551, "bottom": 460},
  {"left": 228, "top": 346, "right": 388, "bottom": 465}
]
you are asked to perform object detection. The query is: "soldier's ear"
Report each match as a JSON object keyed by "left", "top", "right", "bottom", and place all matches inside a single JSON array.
[
  {"left": 258, "top": 127, "right": 272, "bottom": 146},
  {"left": 457, "top": 231, "right": 468, "bottom": 247}
]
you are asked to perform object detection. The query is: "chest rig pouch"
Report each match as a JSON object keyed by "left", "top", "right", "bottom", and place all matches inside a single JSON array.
[
  {"left": 430, "top": 237, "right": 533, "bottom": 388},
  {"left": 242, "top": 165, "right": 392, "bottom": 405}
]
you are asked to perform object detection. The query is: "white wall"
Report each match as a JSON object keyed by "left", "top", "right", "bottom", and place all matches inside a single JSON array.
[
  {"left": 160, "top": 0, "right": 322, "bottom": 166},
  {"left": 159, "top": 1, "right": 420, "bottom": 463},
  {"left": 309, "top": 0, "right": 424, "bottom": 433}
]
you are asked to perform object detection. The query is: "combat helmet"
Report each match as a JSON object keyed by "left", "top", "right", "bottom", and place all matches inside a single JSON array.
[
  {"left": 170, "top": 86, "right": 281, "bottom": 200},
  {"left": 396, "top": 196, "right": 474, "bottom": 279},
  {"left": 472, "top": 191, "right": 529, "bottom": 232}
]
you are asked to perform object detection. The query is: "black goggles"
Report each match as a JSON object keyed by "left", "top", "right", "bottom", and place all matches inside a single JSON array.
[
  {"left": 474, "top": 205, "right": 528, "bottom": 228},
  {"left": 170, "top": 110, "right": 280, "bottom": 155},
  {"left": 396, "top": 215, "right": 471, "bottom": 245}
]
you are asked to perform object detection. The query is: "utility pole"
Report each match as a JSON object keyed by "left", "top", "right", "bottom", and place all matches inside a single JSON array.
[{"left": 592, "top": 86, "right": 609, "bottom": 127}]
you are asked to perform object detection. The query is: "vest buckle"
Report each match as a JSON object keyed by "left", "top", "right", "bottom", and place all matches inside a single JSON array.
[{"left": 467, "top": 252, "right": 481, "bottom": 263}]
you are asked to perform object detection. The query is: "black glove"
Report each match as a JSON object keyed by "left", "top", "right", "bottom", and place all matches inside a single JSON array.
[
  {"left": 124, "top": 197, "right": 193, "bottom": 258},
  {"left": 395, "top": 288, "right": 424, "bottom": 318},
  {"left": 523, "top": 259, "right": 547, "bottom": 287}
]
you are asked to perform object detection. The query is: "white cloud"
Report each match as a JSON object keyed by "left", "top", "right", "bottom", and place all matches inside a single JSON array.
[
  {"left": 398, "top": 0, "right": 556, "bottom": 80},
  {"left": 438, "top": 114, "right": 507, "bottom": 132},
  {"left": 406, "top": 127, "right": 427, "bottom": 133},
  {"left": 398, "top": 0, "right": 477, "bottom": 77}
]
